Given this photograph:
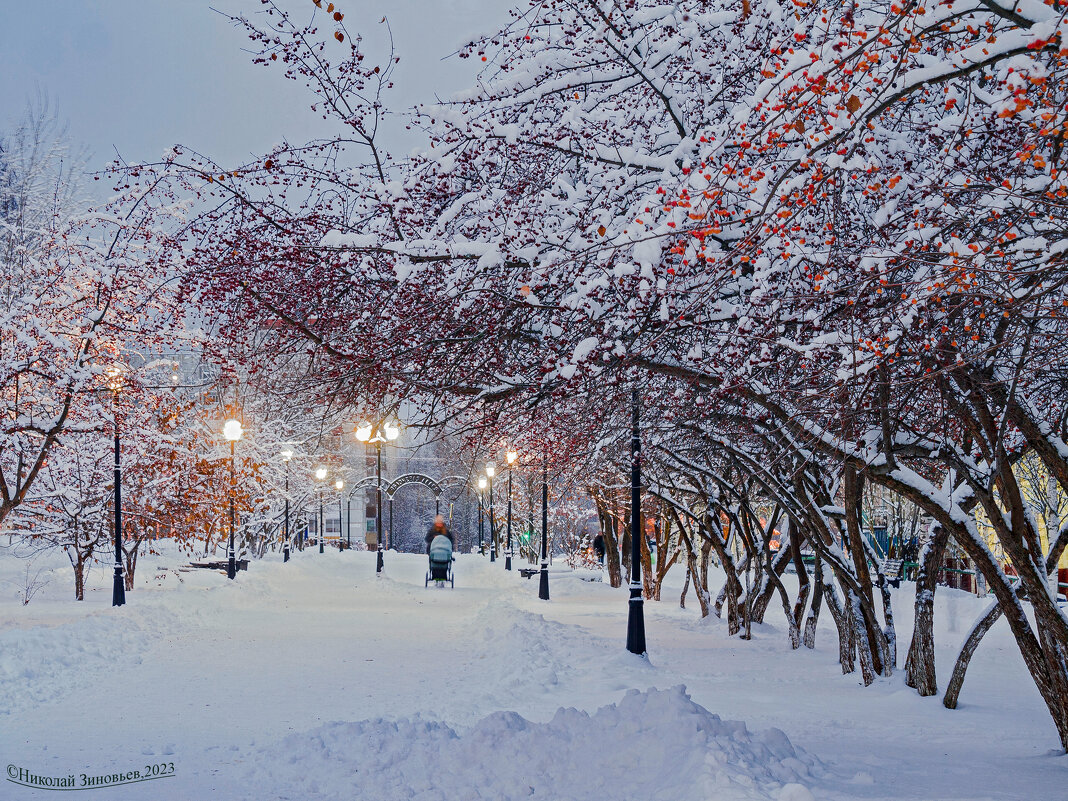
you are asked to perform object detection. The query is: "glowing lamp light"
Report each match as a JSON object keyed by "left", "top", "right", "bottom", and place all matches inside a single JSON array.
[
  {"left": 506, "top": 450, "right": 518, "bottom": 465},
  {"left": 223, "top": 420, "right": 243, "bottom": 441},
  {"left": 384, "top": 422, "right": 400, "bottom": 441},
  {"left": 315, "top": 467, "right": 328, "bottom": 481},
  {"left": 335, "top": 479, "right": 344, "bottom": 491},
  {"left": 105, "top": 363, "right": 125, "bottom": 392},
  {"left": 478, "top": 476, "right": 487, "bottom": 490},
  {"left": 355, "top": 421, "right": 373, "bottom": 442},
  {"left": 486, "top": 463, "right": 496, "bottom": 479}
]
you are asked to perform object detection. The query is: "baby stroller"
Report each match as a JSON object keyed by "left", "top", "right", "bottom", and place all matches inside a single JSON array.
[{"left": 425, "top": 534, "right": 455, "bottom": 588}]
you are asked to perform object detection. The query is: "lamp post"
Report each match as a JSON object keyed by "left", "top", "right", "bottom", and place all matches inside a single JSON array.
[
  {"left": 282, "top": 449, "right": 293, "bottom": 563},
  {"left": 477, "top": 476, "right": 487, "bottom": 555},
  {"left": 223, "top": 419, "right": 243, "bottom": 580},
  {"left": 315, "top": 467, "right": 327, "bottom": 554},
  {"left": 106, "top": 366, "right": 126, "bottom": 607},
  {"left": 486, "top": 463, "right": 496, "bottom": 563},
  {"left": 346, "top": 497, "right": 352, "bottom": 550},
  {"left": 505, "top": 450, "right": 518, "bottom": 570},
  {"left": 355, "top": 420, "right": 400, "bottom": 573},
  {"left": 539, "top": 456, "right": 549, "bottom": 601},
  {"left": 626, "top": 387, "right": 647, "bottom": 655},
  {"left": 335, "top": 479, "right": 344, "bottom": 551}
]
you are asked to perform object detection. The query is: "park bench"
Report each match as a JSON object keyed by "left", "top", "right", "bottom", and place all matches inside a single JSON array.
[
  {"left": 881, "top": 559, "right": 904, "bottom": 588},
  {"left": 189, "top": 559, "right": 248, "bottom": 572},
  {"left": 519, "top": 567, "right": 539, "bottom": 579}
]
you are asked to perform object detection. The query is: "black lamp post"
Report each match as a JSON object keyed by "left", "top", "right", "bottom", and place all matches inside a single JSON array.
[
  {"left": 346, "top": 497, "right": 352, "bottom": 550},
  {"left": 477, "top": 476, "right": 487, "bottom": 555},
  {"left": 282, "top": 449, "right": 293, "bottom": 563},
  {"left": 505, "top": 450, "right": 518, "bottom": 570},
  {"left": 335, "top": 479, "right": 344, "bottom": 550},
  {"left": 315, "top": 467, "right": 327, "bottom": 554},
  {"left": 106, "top": 367, "right": 126, "bottom": 606},
  {"left": 539, "top": 457, "right": 549, "bottom": 600},
  {"left": 355, "top": 420, "right": 399, "bottom": 573},
  {"left": 626, "top": 387, "right": 647, "bottom": 655},
  {"left": 223, "top": 419, "right": 243, "bottom": 580},
  {"left": 487, "top": 463, "right": 496, "bottom": 563}
]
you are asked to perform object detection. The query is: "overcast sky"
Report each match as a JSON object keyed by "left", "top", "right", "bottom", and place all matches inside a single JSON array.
[{"left": 0, "top": 0, "right": 499, "bottom": 171}]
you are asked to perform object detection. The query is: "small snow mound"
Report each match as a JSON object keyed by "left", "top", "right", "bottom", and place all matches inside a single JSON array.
[{"left": 236, "top": 686, "right": 823, "bottom": 801}]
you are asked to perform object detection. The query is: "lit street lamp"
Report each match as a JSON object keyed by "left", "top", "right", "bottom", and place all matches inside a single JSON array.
[
  {"left": 477, "top": 476, "right": 487, "bottom": 555},
  {"left": 315, "top": 466, "right": 328, "bottom": 554},
  {"left": 282, "top": 449, "right": 293, "bottom": 563},
  {"left": 106, "top": 365, "right": 126, "bottom": 607},
  {"left": 505, "top": 450, "right": 518, "bottom": 570},
  {"left": 356, "top": 419, "right": 400, "bottom": 573},
  {"left": 223, "top": 419, "right": 244, "bottom": 580},
  {"left": 335, "top": 479, "right": 344, "bottom": 551},
  {"left": 486, "top": 463, "right": 496, "bottom": 563}
]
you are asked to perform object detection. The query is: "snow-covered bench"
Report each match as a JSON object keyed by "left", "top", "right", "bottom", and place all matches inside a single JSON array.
[{"left": 881, "top": 559, "right": 904, "bottom": 588}]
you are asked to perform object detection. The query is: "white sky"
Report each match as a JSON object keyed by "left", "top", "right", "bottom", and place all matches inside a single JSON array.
[{"left": 0, "top": 0, "right": 500, "bottom": 171}]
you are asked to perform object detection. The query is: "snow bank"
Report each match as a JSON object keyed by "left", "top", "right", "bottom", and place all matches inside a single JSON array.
[{"left": 236, "top": 686, "right": 822, "bottom": 801}]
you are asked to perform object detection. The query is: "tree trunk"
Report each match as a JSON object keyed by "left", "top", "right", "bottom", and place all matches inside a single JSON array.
[
  {"left": 943, "top": 600, "right": 1001, "bottom": 709},
  {"left": 603, "top": 513, "right": 623, "bottom": 588},
  {"left": 123, "top": 541, "right": 139, "bottom": 592},
  {"left": 73, "top": 554, "right": 86, "bottom": 601},
  {"left": 905, "top": 523, "right": 949, "bottom": 695},
  {"left": 640, "top": 517, "right": 654, "bottom": 600},
  {"left": 822, "top": 575, "right": 855, "bottom": 673},
  {"left": 803, "top": 553, "right": 825, "bottom": 649},
  {"left": 750, "top": 543, "right": 791, "bottom": 623}
]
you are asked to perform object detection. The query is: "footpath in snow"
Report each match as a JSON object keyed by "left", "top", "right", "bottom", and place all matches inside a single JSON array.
[{"left": 1, "top": 545, "right": 1064, "bottom": 800}]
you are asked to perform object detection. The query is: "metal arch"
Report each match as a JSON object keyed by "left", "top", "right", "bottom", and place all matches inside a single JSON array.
[
  {"left": 346, "top": 475, "right": 380, "bottom": 496},
  {"left": 435, "top": 475, "right": 473, "bottom": 491},
  {"left": 385, "top": 473, "right": 443, "bottom": 498}
]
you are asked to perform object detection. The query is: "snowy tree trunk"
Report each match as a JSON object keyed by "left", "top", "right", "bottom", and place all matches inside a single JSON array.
[
  {"left": 803, "top": 553, "right": 825, "bottom": 649},
  {"left": 601, "top": 511, "right": 623, "bottom": 589},
  {"left": 750, "top": 530, "right": 793, "bottom": 623},
  {"left": 822, "top": 577, "right": 855, "bottom": 674},
  {"left": 905, "top": 523, "right": 949, "bottom": 695},
  {"left": 123, "top": 540, "right": 139, "bottom": 592},
  {"left": 851, "top": 590, "right": 878, "bottom": 686},
  {"left": 943, "top": 600, "right": 1001, "bottom": 709},
  {"left": 640, "top": 515, "right": 654, "bottom": 600}
]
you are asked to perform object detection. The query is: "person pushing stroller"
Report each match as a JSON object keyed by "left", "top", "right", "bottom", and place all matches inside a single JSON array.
[
  {"left": 425, "top": 515, "right": 455, "bottom": 587},
  {"left": 425, "top": 515, "right": 454, "bottom": 553}
]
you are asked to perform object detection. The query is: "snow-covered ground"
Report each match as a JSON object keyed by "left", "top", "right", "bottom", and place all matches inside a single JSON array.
[{"left": 1, "top": 543, "right": 1063, "bottom": 800}]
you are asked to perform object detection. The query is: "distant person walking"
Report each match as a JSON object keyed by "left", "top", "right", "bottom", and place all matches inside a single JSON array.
[
  {"left": 425, "top": 515, "right": 453, "bottom": 553},
  {"left": 593, "top": 533, "right": 606, "bottom": 565}
]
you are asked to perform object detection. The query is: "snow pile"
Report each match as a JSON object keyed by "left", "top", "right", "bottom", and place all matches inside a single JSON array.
[{"left": 236, "top": 686, "right": 823, "bottom": 801}]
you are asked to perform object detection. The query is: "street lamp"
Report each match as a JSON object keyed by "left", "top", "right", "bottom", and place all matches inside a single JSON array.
[
  {"left": 106, "top": 365, "right": 126, "bottom": 607},
  {"left": 315, "top": 466, "right": 328, "bottom": 554},
  {"left": 478, "top": 476, "right": 488, "bottom": 555},
  {"left": 223, "top": 419, "right": 243, "bottom": 580},
  {"left": 626, "top": 387, "right": 647, "bottom": 655},
  {"left": 282, "top": 449, "right": 293, "bottom": 563},
  {"left": 486, "top": 463, "right": 496, "bottom": 563},
  {"left": 335, "top": 479, "right": 344, "bottom": 551},
  {"left": 356, "top": 419, "right": 400, "bottom": 573},
  {"left": 539, "top": 456, "right": 549, "bottom": 601},
  {"left": 505, "top": 450, "right": 518, "bottom": 571}
]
